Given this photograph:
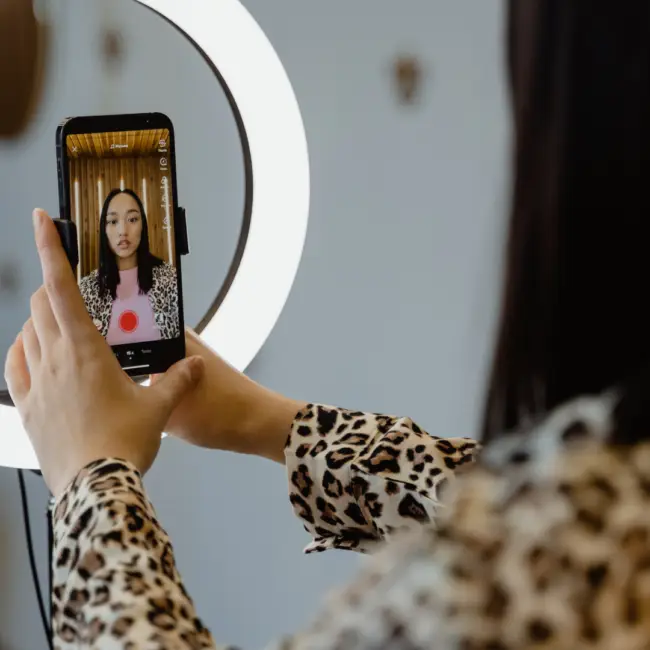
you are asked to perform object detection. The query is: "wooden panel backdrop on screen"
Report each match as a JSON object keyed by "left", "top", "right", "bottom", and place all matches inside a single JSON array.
[{"left": 67, "top": 128, "right": 176, "bottom": 279}]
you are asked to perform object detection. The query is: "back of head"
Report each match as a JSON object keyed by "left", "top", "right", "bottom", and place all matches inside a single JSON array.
[
  {"left": 483, "top": 0, "right": 650, "bottom": 443},
  {"left": 0, "top": 0, "right": 46, "bottom": 138}
]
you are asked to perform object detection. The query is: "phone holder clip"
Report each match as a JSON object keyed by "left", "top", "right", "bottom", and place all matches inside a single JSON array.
[{"left": 177, "top": 206, "right": 189, "bottom": 256}]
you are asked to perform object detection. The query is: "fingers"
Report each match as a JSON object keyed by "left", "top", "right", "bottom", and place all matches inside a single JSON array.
[
  {"left": 32, "top": 209, "right": 90, "bottom": 336},
  {"left": 149, "top": 356, "right": 204, "bottom": 417},
  {"left": 4, "top": 335, "right": 30, "bottom": 404},
  {"left": 21, "top": 320, "right": 40, "bottom": 376},
  {"left": 30, "top": 286, "right": 60, "bottom": 347},
  {"left": 150, "top": 330, "right": 204, "bottom": 384}
]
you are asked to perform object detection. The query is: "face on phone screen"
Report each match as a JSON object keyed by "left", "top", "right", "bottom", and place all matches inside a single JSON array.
[{"left": 65, "top": 128, "right": 181, "bottom": 360}]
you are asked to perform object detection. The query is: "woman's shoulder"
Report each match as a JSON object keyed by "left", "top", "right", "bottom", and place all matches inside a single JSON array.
[
  {"left": 436, "top": 392, "right": 650, "bottom": 643},
  {"left": 439, "top": 390, "right": 627, "bottom": 527},
  {"left": 481, "top": 391, "right": 618, "bottom": 469}
]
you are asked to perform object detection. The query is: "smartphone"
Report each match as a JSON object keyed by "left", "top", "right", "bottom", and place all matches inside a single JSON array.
[{"left": 56, "top": 112, "right": 187, "bottom": 377}]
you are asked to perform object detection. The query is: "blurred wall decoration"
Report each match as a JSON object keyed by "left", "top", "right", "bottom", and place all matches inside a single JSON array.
[
  {"left": 0, "top": 261, "right": 20, "bottom": 297},
  {"left": 393, "top": 55, "right": 424, "bottom": 105}
]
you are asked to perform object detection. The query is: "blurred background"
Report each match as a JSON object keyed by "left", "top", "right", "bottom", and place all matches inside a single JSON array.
[{"left": 0, "top": 0, "right": 509, "bottom": 648}]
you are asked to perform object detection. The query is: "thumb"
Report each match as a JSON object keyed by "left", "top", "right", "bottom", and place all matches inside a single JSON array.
[{"left": 149, "top": 356, "right": 204, "bottom": 414}]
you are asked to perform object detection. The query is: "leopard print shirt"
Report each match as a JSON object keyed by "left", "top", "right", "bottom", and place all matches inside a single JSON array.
[
  {"left": 78, "top": 262, "right": 180, "bottom": 340},
  {"left": 52, "top": 394, "right": 650, "bottom": 649}
]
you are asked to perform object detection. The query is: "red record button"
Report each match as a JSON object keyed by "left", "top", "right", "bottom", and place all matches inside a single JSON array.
[{"left": 119, "top": 310, "right": 139, "bottom": 333}]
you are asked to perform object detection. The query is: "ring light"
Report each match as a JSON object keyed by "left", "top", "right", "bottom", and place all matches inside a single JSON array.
[{"left": 0, "top": 0, "right": 310, "bottom": 470}]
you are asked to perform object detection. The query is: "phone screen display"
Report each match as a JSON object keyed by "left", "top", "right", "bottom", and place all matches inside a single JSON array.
[{"left": 64, "top": 126, "right": 182, "bottom": 371}]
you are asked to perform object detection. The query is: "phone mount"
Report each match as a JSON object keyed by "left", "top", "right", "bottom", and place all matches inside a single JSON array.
[
  {"left": 176, "top": 207, "right": 189, "bottom": 255},
  {"left": 52, "top": 206, "right": 189, "bottom": 270}
]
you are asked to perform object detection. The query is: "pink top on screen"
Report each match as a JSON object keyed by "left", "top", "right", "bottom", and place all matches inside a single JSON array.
[{"left": 106, "top": 267, "right": 162, "bottom": 346}]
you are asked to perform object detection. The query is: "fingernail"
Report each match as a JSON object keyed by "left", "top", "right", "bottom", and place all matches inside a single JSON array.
[
  {"left": 186, "top": 356, "right": 203, "bottom": 382},
  {"left": 32, "top": 209, "right": 44, "bottom": 231}
]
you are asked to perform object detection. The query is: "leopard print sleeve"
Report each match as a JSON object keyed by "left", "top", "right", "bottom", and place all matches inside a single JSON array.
[
  {"left": 51, "top": 458, "right": 235, "bottom": 650},
  {"left": 284, "top": 404, "right": 481, "bottom": 554}
]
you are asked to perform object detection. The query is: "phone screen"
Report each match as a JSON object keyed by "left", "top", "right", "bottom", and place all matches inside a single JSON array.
[{"left": 63, "top": 126, "right": 183, "bottom": 372}]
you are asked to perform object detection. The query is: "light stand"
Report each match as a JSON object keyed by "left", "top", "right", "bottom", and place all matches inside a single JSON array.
[
  {"left": 47, "top": 494, "right": 54, "bottom": 636},
  {"left": 18, "top": 469, "right": 54, "bottom": 649}
]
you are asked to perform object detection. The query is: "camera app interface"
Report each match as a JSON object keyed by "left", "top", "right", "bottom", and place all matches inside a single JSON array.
[{"left": 66, "top": 129, "right": 180, "bottom": 346}]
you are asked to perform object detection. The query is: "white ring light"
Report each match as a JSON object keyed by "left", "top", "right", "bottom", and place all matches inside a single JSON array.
[{"left": 0, "top": 0, "right": 310, "bottom": 470}]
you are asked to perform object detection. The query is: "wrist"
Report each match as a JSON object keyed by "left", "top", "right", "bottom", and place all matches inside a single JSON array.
[
  {"left": 234, "top": 390, "right": 306, "bottom": 464},
  {"left": 168, "top": 332, "right": 305, "bottom": 462}
]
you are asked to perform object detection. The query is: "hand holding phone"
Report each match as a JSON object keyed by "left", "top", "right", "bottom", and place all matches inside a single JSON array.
[{"left": 5, "top": 209, "right": 202, "bottom": 498}]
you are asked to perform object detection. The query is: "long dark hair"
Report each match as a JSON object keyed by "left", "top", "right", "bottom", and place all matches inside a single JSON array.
[
  {"left": 98, "top": 188, "right": 163, "bottom": 300},
  {"left": 482, "top": 0, "right": 650, "bottom": 444}
]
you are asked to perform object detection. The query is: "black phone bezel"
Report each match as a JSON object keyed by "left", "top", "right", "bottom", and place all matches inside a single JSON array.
[{"left": 56, "top": 112, "right": 186, "bottom": 378}]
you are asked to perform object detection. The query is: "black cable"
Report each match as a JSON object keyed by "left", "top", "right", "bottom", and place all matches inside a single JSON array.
[
  {"left": 18, "top": 469, "right": 53, "bottom": 650},
  {"left": 47, "top": 497, "right": 54, "bottom": 626}
]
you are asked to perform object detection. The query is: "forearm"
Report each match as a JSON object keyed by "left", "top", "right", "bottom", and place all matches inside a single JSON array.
[
  {"left": 188, "top": 353, "right": 304, "bottom": 462},
  {"left": 51, "top": 459, "right": 221, "bottom": 649},
  {"left": 247, "top": 391, "right": 308, "bottom": 463}
]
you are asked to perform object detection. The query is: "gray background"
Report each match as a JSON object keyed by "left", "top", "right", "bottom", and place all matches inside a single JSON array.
[{"left": 0, "top": 0, "right": 509, "bottom": 648}]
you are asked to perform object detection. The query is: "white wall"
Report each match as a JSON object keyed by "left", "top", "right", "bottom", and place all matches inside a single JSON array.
[{"left": 0, "top": 1, "right": 509, "bottom": 648}]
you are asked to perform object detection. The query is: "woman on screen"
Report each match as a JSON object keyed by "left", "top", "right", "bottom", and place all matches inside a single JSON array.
[{"left": 79, "top": 188, "right": 180, "bottom": 344}]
